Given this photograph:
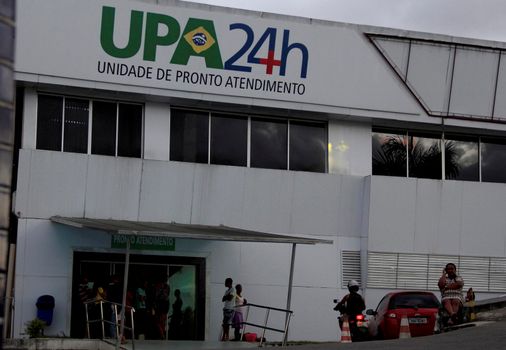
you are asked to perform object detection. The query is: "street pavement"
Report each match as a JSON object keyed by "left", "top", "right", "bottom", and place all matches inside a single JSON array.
[
  {"left": 275, "top": 320, "right": 506, "bottom": 350},
  {"left": 5, "top": 308, "right": 506, "bottom": 350}
]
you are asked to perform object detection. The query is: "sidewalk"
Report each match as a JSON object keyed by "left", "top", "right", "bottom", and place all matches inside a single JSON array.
[
  {"left": 476, "top": 304, "right": 506, "bottom": 321},
  {"left": 3, "top": 338, "right": 259, "bottom": 350},
  {"left": 110, "top": 340, "right": 258, "bottom": 350},
  {"left": 4, "top": 299, "right": 506, "bottom": 350}
]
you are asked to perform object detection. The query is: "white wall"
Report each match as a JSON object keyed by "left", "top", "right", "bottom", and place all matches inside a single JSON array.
[
  {"left": 144, "top": 102, "right": 170, "bottom": 161},
  {"left": 13, "top": 149, "right": 369, "bottom": 340},
  {"left": 15, "top": 150, "right": 367, "bottom": 238},
  {"left": 368, "top": 176, "right": 506, "bottom": 257},
  {"left": 13, "top": 219, "right": 108, "bottom": 337},
  {"left": 15, "top": 149, "right": 506, "bottom": 340},
  {"left": 15, "top": 0, "right": 423, "bottom": 122}
]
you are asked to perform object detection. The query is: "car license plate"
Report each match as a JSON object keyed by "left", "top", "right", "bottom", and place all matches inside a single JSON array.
[{"left": 409, "top": 317, "right": 427, "bottom": 324}]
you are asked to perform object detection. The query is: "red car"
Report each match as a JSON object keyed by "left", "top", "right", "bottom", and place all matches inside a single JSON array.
[{"left": 366, "top": 291, "right": 440, "bottom": 339}]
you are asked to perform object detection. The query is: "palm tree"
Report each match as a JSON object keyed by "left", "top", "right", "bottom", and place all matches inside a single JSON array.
[{"left": 373, "top": 135, "right": 460, "bottom": 179}]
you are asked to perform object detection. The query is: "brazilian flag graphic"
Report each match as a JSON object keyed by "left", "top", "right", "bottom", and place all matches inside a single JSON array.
[
  {"left": 184, "top": 26, "right": 216, "bottom": 53},
  {"left": 171, "top": 18, "right": 223, "bottom": 69}
]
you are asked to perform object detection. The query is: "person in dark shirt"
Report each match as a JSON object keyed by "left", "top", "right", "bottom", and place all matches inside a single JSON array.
[
  {"left": 154, "top": 278, "right": 170, "bottom": 339},
  {"left": 107, "top": 275, "right": 122, "bottom": 339},
  {"left": 334, "top": 279, "right": 365, "bottom": 329},
  {"left": 169, "top": 289, "right": 183, "bottom": 339}
]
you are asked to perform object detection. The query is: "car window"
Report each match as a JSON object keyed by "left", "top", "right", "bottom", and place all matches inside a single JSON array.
[
  {"left": 389, "top": 294, "right": 440, "bottom": 309},
  {"left": 376, "top": 294, "right": 391, "bottom": 314}
]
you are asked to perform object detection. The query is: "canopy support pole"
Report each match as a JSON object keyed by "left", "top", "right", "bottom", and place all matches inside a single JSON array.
[
  {"left": 116, "top": 239, "right": 130, "bottom": 350},
  {"left": 284, "top": 243, "right": 296, "bottom": 344}
]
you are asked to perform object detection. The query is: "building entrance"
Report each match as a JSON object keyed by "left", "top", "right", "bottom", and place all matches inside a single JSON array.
[{"left": 70, "top": 251, "right": 205, "bottom": 340}]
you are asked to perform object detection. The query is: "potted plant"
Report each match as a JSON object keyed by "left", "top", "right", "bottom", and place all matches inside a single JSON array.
[{"left": 24, "top": 318, "right": 46, "bottom": 338}]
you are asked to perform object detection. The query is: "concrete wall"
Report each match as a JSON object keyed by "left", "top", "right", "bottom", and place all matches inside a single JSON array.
[
  {"left": 15, "top": 149, "right": 368, "bottom": 238},
  {"left": 13, "top": 149, "right": 370, "bottom": 341},
  {"left": 368, "top": 176, "right": 506, "bottom": 257}
]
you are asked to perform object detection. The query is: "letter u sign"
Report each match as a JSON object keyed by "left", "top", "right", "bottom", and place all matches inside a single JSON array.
[{"left": 100, "top": 6, "right": 181, "bottom": 61}]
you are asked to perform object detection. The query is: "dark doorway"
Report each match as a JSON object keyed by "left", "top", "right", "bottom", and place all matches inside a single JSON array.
[{"left": 70, "top": 251, "right": 205, "bottom": 340}]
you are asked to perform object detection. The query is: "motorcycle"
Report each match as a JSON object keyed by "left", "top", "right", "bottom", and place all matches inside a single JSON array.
[{"left": 334, "top": 299, "right": 369, "bottom": 342}]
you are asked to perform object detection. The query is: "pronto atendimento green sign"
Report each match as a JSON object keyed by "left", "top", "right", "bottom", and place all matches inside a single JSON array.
[{"left": 111, "top": 234, "right": 175, "bottom": 251}]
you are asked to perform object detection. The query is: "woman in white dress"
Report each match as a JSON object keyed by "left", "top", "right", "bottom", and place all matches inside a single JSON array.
[{"left": 232, "top": 284, "right": 247, "bottom": 341}]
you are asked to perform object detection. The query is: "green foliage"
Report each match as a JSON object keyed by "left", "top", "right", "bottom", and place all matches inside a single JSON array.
[{"left": 24, "top": 318, "right": 46, "bottom": 338}]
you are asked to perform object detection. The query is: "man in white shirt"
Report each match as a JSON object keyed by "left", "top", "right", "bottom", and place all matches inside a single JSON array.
[{"left": 221, "top": 277, "right": 236, "bottom": 341}]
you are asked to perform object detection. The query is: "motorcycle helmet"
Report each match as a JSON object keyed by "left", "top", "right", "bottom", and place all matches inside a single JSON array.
[{"left": 347, "top": 279, "right": 360, "bottom": 292}]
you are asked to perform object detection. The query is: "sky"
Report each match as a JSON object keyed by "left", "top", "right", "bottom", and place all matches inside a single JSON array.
[{"left": 181, "top": 0, "right": 506, "bottom": 43}]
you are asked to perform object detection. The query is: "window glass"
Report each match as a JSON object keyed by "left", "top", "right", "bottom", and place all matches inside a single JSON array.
[
  {"left": 289, "top": 121, "right": 326, "bottom": 173},
  {"left": 92, "top": 101, "right": 117, "bottom": 156},
  {"left": 481, "top": 138, "right": 506, "bottom": 183},
  {"left": 210, "top": 114, "right": 247, "bottom": 166},
  {"left": 408, "top": 133, "right": 442, "bottom": 179},
  {"left": 251, "top": 118, "right": 287, "bottom": 170},
  {"left": 376, "top": 295, "right": 391, "bottom": 314},
  {"left": 63, "top": 98, "right": 88, "bottom": 154},
  {"left": 390, "top": 293, "right": 440, "bottom": 309},
  {"left": 372, "top": 130, "right": 407, "bottom": 176},
  {"left": 37, "top": 95, "right": 63, "bottom": 151},
  {"left": 444, "top": 135, "right": 479, "bottom": 181},
  {"left": 170, "top": 109, "right": 209, "bottom": 163},
  {"left": 118, "top": 104, "right": 142, "bottom": 158}
]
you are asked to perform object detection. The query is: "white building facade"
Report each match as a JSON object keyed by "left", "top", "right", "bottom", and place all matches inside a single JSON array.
[{"left": 10, "top": 0, "right": 506, "bottom": 342}]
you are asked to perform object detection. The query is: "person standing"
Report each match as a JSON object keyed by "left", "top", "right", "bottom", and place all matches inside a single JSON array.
[
  {"left": 169, "top": 289, "right": 183, "bottom": 339},
  {"left": 221, "top": 278, "right": 236, "bottom": 341},
  {"left": 154, "top": 278, "right": 170, "bottom": 339},
  {"left": 107, "top": 275, "right": 122, "bottom": 339},
  {"left": 438, "top": 263, "right": 464, "bottom": 325},
  {"left": 135, "top": 280, "right": 148, "bottom": 339},
  {"left": 78, "top": 274, "right": 93, "bottom": 338},
  {"left": 232, "top": 284, "right": 247, "bottom": 341}
]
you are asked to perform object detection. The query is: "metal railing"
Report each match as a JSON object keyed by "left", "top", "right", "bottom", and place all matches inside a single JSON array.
[
  {"left": 83, "top": 299, "right": 135, "bottom": 349},
  {"left": 238, "top": 303, "right": 293, "bottom": 347}
]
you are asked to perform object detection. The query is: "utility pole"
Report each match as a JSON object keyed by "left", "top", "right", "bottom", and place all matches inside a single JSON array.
[{"left": 0, "top": 1, "right": 16, "bottom": 348}]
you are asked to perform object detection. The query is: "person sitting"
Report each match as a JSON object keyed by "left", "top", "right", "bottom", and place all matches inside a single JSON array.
[
  {"left": 334, "top": 279, "right": 365, "bottom": 328},
  {"left": 438, "top": 263, "right": 464, "bottom": 325}
]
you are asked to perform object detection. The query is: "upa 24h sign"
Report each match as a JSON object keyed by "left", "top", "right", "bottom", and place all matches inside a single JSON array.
[{"left": 97, "top": 5, "right": 309, "bottom": 96}]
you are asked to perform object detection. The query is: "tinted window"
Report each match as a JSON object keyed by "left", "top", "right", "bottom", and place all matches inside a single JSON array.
[
  {"left": 289, "top": 121, "right": 326, "bottom": 173},
  {"left": 375, "top": 295, "right": 391, "bottom": 314},
  {"left": 444, "top": 136, "right": 479, "bottom": 181},
  {"left": 389, "top": 293, "right": 440, "bottom": 309},
  {"left": 36, "top": 95, "right": 63, "bottom": 151},
  {"left": 372, "top": 130, "right": 407, "bottom": 176},
  {"left": 210, "top": 114, "right": 247, "bottom": 166},
  {"left": 118, "top": 104, "right": 142, "bottom": 158},
  {"left": 251, "top": 118, "right": 287, "bottom": 170},
  {"left": 92, "top": 101, "right": 117, "bottom": 156},
  {"left": 482, "top": 138, "right": 506, "bottom": 183},
  {"left": 170, "top": 109, "right": 209, "bottom": 163},
  {"left": 409, "top": 133, "right": 442, "bottom": 179},
  {"left": 63, "top": 98, "right": 88, "bottom": 153}
]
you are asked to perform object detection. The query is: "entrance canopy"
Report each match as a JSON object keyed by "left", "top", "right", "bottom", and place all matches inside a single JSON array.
[
  {"left": 51, "top": 215, "right": 332, "bottom": 345},
  {"left": 50, "top": 216, "right": 333, "bottom": 245}
]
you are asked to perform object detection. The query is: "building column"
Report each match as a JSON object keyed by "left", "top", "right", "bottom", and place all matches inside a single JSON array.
[{"left": 0, "top": 0, "right": 16, "bottom": 343}]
